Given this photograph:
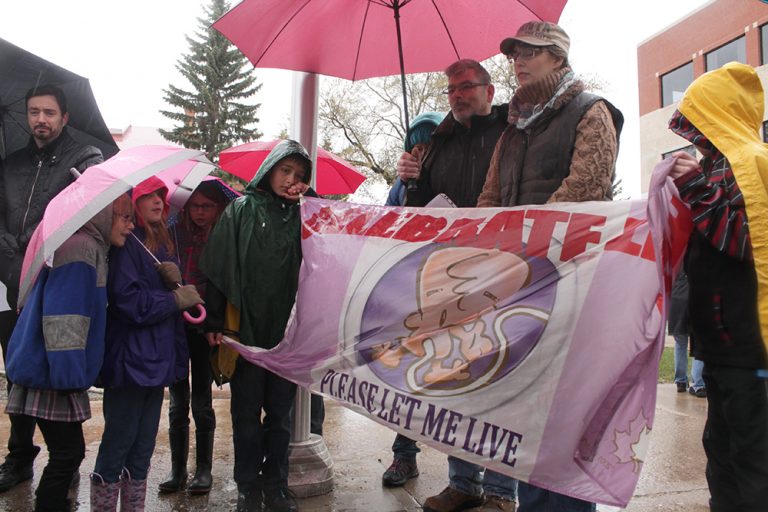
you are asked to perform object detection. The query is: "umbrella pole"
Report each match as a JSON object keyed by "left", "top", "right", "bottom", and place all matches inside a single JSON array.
[
  {"left": 130, "top": 232, "right": 162, "bottom": 264},
  {"left": 393, "top": 1, "right": 419, "bottom": 195},
  {"left": 393, "top": 1, "right": 410, "bottom": 135}
]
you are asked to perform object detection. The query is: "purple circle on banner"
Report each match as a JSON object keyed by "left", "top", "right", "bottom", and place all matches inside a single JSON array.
[{"left": 356, "top": 243, "right": 558, "bottom": 396}]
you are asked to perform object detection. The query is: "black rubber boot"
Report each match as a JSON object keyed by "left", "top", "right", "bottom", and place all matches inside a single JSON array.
[
  {"left": 187, "top": 431, "right": 214, "bottom": 494},
  {"left": 236, "top": 485, "right": 262, "bottom": 512},
  {"left": 0, "top": 459, "right": 34, "bottom": 493},
  {"left": 158, "top": 428, "right": 189, "bottom": 493}
]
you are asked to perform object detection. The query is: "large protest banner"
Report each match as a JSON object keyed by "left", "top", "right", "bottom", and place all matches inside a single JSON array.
[{"left": 224, "top": 161, "right": 691, "bottom": 506}]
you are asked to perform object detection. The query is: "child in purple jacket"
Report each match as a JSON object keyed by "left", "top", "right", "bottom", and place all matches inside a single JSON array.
[{"left": 90, "top": 177, "right": 202, "bottom": 511}]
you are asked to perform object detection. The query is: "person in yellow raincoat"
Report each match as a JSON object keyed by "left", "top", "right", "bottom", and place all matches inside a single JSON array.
[{"left": 668, "top": 62, "right": 768, "bottom": 512}]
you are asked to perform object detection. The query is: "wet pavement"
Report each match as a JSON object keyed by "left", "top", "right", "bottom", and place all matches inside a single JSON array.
[{"left": 0, "top": 382, "right": 710, "bottom": 511}]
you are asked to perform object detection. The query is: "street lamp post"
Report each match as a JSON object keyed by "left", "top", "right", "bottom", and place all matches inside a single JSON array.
[{"left": 286, "top": 71, "right": 334, "bottom": 497}]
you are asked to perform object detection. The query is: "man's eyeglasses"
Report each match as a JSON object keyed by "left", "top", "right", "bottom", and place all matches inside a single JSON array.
[
  {"left": 188, "top": 203, "right": 218, "bottom": 211},
  {"left": 506, "top": 47, "right": 544, "bottom": 63},
  {"left": 441, "top": 82, "right": 489, "bottom": 95},
  {"left": 113, "top": 213, "right": 135, "bottom": 224}
]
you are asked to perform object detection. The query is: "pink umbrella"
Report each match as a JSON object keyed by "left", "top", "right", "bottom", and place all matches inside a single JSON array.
[
  {"left": 159, "top": 170, "right": 241, "bottom": 210},
  {"left": 213, "top": 0, "right": 567, "bottom": 130},
  {"left": 18, "top": 145, "right": 216, "bottom": 308},
  {"left": 219, "top": 140, "right": 366, "bottom": 195}
]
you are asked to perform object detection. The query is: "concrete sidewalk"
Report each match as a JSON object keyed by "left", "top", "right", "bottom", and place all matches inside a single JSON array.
[{"left": 0, "top": 383, "right": 710, "bottom": 511}]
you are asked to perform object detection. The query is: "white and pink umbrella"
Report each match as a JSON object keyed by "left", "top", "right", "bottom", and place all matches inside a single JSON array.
[{"left": 18, "top": 145, "right": 215, "bottom": 308}]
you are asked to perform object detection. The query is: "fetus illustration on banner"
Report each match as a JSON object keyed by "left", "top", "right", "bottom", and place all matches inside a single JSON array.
[{"left": 357, "top": 243, "right": 558, "bottom": 398}]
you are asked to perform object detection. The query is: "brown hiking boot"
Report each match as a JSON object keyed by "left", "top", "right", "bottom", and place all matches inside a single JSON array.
[
  {"left": 382, "top": 458, "right": 419, "bottom": 487},
  {"left": 423, "top": 486, "right": 484, "bottom": 512},
  {"left": 480, "top": 494, "right": 516, "bottom": 511}
]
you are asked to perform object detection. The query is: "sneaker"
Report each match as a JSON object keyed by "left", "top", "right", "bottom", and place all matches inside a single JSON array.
[
  {"left": 676, "top": 382, "right": 687, "bottom": 393},
  {"left": 382, "top": 458, "right": 419, "bottom": 487},
  {"left": 423, "top": 486, "right": 484, "bottom": 512},
  {"left": 480, "top": 495, "right": 516, "bottom": 512},
  {"left": 263, "top": 487, "right": 298, "bottom": 512},
  {"left": 0, "top": 460, "right": 33, "bottom": 493},
  {"left": 689, "top": 387, "right": 707, "bottom": 398}
]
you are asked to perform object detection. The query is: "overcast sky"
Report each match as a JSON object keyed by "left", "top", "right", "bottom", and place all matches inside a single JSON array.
[{"left": 1, "top": 0, "right": 710, "bottom": 197}]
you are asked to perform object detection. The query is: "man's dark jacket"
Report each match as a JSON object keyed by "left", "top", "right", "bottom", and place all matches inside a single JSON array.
[
  {"left": 0, "top": 128, "right": 103, "bottom": 305},
  {"left": 407, "top": 104, "right": 508, "bottom": 207}
]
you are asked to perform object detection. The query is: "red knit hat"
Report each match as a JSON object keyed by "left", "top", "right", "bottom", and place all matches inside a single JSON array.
[{"left": 132, "top": 176, "right": 169, "bottom": 227}]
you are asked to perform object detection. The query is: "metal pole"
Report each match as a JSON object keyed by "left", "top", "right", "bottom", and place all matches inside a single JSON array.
[
  {"left": 287, "top": 71, "right": 333, "bottom": 497},
  {"left": 291, "top": 385, "right": 311, "bottom": 443},
  {"left": 290, "top": 71, "right": 318, "bottom": 445},
  {"left": 290, "top": 72, "right": 319, "bottom": 192}
]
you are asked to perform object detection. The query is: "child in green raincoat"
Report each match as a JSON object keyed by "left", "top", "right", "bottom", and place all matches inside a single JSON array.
[{"left": 199, "top": 140, "right": 315, "bottom": 512}]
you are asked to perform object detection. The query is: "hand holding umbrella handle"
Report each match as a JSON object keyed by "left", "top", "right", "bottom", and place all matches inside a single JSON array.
[
  {"left": 404, "top": 145, "right": 425, "bottom": 193},
  {"left": 144, "top": 241, "right": 207, "bottom": 325},
  {"left": 171, "top": 282, "right": 207, "bottom": 324},
  {"left": 183, "top": 304, "right": 207, "bottom": 324}
]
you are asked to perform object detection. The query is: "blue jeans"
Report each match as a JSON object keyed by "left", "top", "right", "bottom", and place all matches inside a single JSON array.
[
  {"left": 518, "top": 482, "right": 596, "bottom": 511},
  {"left": 93, "top": 386, "right": 164, "bottom": 482},
  {"left": 448, "top": 456, "right": 517, "bottom": 501},
  {"left": 230, "top": 358, "right": 296, "bottom": 491},
  {"left": 674, "top": 334, "right": 705, "bottom": 390},
  {"left": 391, "top": 433, "right": 420, "bottom": 461}
]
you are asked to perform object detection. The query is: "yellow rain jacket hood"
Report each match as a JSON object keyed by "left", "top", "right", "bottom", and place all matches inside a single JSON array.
[{"left": 677, "top": 62, "right": 768, "bottom": 358}]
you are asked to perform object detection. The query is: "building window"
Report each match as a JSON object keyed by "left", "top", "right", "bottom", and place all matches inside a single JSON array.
[
  {"left": 662, "top": 145, "right": 696, "bottom": 161},
  {"left": 763, "top": 25, "right": 768, "bottom": 66},
  {"left": 706, "top": 36, "right": 747, "bottom": 71},
  {"left": 661, "top": 62, "right": 694, "bottom": 107}
]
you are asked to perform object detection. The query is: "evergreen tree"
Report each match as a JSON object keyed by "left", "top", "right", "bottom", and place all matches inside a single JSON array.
[{"left": 160, "top": 0, "right": 262, "bottom": 161}]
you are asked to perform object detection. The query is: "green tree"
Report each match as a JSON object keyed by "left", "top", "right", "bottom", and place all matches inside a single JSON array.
[{"left": 160, "top": 0, "right": 262, "bottom": 161}]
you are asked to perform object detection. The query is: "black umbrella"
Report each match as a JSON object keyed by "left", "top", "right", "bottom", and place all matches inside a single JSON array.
[{"left": 0, "top": 37, "right": 119, "bottom": 160}]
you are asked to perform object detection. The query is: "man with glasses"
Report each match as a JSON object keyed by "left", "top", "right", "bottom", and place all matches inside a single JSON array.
[
  {"left": 386, "top": 59, "right": 514, "bottom": 510},
  {"left": 396, "top": 59, "right": 508, "bottom": 208},
  {"left": 0, "top": 84, "right": 103, "bottom": 493}
]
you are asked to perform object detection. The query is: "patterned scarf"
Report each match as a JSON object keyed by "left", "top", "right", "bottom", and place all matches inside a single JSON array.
[
  {"left": 668, "top": 109, "right": 749, "bottom": 260},
  {"left": 508, "top": 67, "right": 580, "bottom": 129}
]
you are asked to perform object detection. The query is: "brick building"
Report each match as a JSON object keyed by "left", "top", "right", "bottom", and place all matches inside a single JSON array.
[{"left": 637, "top": 0, "right": 768, "bottom": 191}]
